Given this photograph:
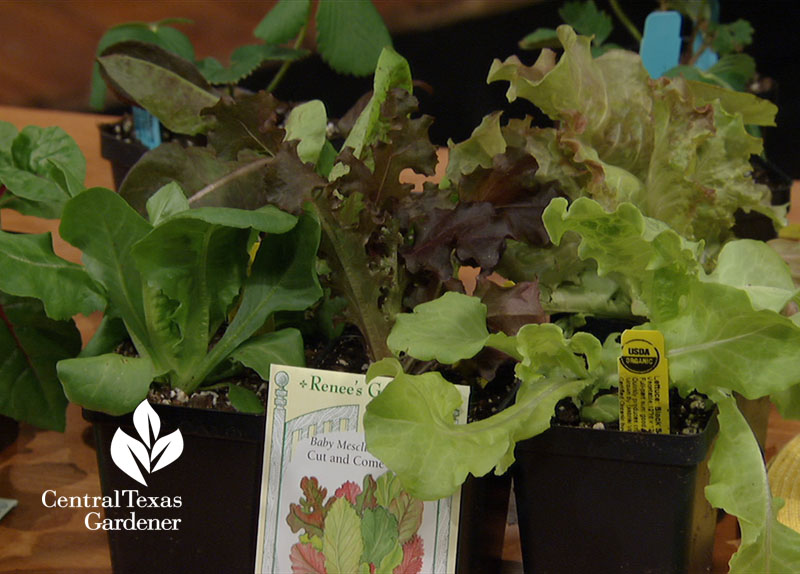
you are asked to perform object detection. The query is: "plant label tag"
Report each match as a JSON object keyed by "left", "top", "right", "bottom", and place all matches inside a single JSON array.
[
  {"left": 618, "top": 330, "right": 670, "bottom": 433},
  {"left": 640, "top": 11, "right": 682, "bottom": 79},
  {"left": 132, "top": 106, "right": 162, "bottom": 150},
  {"left": 254, "top": 364, "right": 469, "bottom": 574}
]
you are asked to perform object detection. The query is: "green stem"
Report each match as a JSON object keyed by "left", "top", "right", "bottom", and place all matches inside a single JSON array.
[
  {"left": 609, "top": 0, "right": 643, "bottom": 45},
  {"left": 267, "top": 23, "right": 308, "bottom": 93}
]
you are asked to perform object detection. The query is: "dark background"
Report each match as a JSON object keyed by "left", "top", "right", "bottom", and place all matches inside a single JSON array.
[{"left": 271, "top": 1, "right": 799, "bottom": 176}]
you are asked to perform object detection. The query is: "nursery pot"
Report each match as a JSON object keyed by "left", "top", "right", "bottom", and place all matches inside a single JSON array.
[
  {"left": 83, "top": 404, "right": 265, "bottom": 574},
  {"left": 99, "top": 121, "right": 148, "bottom": 190},
  {"left": 455, "top": 471, "right": 512, "bottom": 574},
  {"left": 0, "top": 414, "right": 19, "bottom": 452},
  {"left": 85, "top": 398, "right": 511, "bottom": 574},
  {"left": 512, "top": 417, "right": 718, "bottom": 574}
]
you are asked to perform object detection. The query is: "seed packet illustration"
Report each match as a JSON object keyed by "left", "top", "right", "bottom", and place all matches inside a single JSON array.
[{"left": 254, "top": 365, "right": 469, "bottom": 574}]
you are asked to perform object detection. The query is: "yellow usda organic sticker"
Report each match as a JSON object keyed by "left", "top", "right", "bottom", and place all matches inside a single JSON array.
[{"left": 618, "top": 329, "right": 670, "bottom": 434}]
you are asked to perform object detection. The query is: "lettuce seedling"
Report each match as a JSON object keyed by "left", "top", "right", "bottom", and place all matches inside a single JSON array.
[
  {"left": 56, "top": 184, "right": 321, "bottom": 415},
  {"left": 0, "top": 122, "right": 322, "bottom": 423},
  {"left": 437, "top": 25, "right": 782, "bottom": 321},
  {"left": 106, "top": 47, "right": 547, "bottom": 366},
  {"left": 364, "top": 197, "right": 800, "bottom": 570}
]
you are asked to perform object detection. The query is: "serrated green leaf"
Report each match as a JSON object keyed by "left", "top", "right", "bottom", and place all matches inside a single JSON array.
[
  {"left": 558, "top": 0, "right": 612, "bottom": 46},
  {"left": 197, "top": 45, "right": 308, "bottom": 85},
  {"left": 230, "top": 328, "right": 306, "bottom": 380},
  {"left": 316, "top": 0, "right": 391, "bottom": 77},
  {"left": 543, "top": 197, "right": 703, "bottom": 318},
  {"left": 58, "top": 353, "right": 155, "bottom": 416},
  {"left": 360, "top": 507, "right": 398, "bottom": 566},
  {"left": 253, "top": 0, "right": 310, "bottom": 44},
  {"left": 0, "top": 231, "right": 105, "bottom": 320},
  {"left": 226, "top": 383, "right": 264, "bottom": 414},
  {"left": 0, "top": 292, "right": 78, "bottom": 430},
  {"left": 323, "top": 496, "right": 363, "bottom": 574},
  {"left": 97, "top": 52, "right": 219, "bottom": 135},
  {"left": 711, "top": 19, "right": 754, "bottom": 55}
]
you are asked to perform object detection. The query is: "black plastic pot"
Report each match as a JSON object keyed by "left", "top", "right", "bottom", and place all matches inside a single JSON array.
[
  {"left": 86, "top": 399, "right": 511, "bottom": 574},
  {"left": 83, "top": 404, "right": 265, "bottom": 574},
  {"left": 99, "top": 122, "right": 148, "bottom": 190},
  {"left": 512, "top": 417, "right": 718, "bottom": 574},
  {"left": 0, "top": 414, "right": 19, "bottom": 452},
  {"left": 456, "top": 472, "right": 512, "bottom": 573}
]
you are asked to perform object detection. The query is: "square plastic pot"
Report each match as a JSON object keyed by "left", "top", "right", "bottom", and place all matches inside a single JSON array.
[
  {"left": 85, "top": 401, "right": 511, "bottom": 574},
  {"left": 83, "top": 404, "right": 265, "bottom": 574},
  {"left": 99, "top": 123, "right": 148, "bottom": 191},
  {"left": 0, "top": 414, "right": 19, "bottom": 452},
  {"left": 456, "top": 471, "right": 512, "bottom": 573},
  {"left": 512, "top": 416, "right": 718, "bottom": 574}
]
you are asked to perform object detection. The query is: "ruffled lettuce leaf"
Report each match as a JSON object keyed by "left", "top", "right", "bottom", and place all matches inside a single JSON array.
[
  {"left": 706, "top": 393, "right": 800, "bottom": 573},
  {"left": 364, "top": 345, "right": 593, "bottom": 499},
  {"left": 544, "top": 198, "right": 800, "bottom": 400},
  {"left": 486, "top": 25, "right": 781, "bottom": 252}
]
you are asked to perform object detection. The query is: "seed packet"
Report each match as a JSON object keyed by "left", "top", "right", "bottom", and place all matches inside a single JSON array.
[{"left": 254, "top": 364, "right": 469, "bottom": 574}]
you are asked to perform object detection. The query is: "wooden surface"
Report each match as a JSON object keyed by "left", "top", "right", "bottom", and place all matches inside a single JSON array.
[
  {"left": 1, "top": 105, "right": 800, "bottom": 573},
  {"left": 0, "top": 0, "right": 538, "bottom": 112}
]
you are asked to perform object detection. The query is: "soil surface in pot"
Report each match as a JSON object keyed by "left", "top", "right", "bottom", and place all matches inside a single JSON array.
[
  {"left": 102, "top": 114, "right": 205, "bottom": 149},
  {"left": 143, "top": 326, "right": 517, "bottom": 422},
  {"left": 552, "top": 388, "right": 714, "bottom": 435},
  {"left": 145, "top": 328, "right": 372, "bottom": 412}
]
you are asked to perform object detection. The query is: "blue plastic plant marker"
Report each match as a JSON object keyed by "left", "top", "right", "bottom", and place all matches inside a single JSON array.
[
  {"left": 693, "top": 34, "right": 719, "bottom": 70},
  {"left": 640, "top": 11, "right": 682, "bottom": 78},
  {"left": 132, "top": 106, "right": 162, "bottom": 150}
]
